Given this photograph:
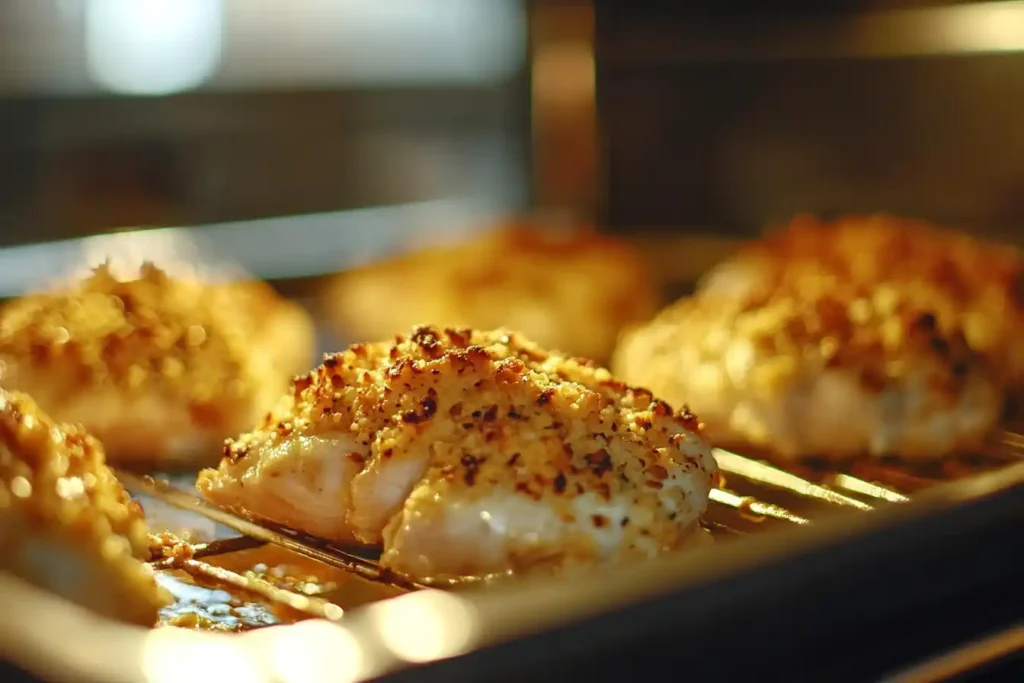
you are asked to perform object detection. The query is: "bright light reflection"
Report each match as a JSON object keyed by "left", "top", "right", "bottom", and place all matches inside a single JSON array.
[
  {"left": 85, "top": 0, "right": 223, "bottom": 95},
  {"left": 55, "top": 228, "right": 249, "bottom": 289},
  {"left": 929, "top": 3, "right": 1024, "bottom": 53},
  {"left": 371, "top": 590, "right": 477, "bottom": 663},
  {"left": 266, "top": 620, "right": 365, "bottom": 683},
  {"left": 141, "top": 628, "right": 266, "bottom": 683}
]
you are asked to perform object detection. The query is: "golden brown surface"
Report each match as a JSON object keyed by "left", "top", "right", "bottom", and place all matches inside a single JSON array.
[
  {"left": 0, "top": 389, "right": 169, "bottom": 626},
  {"left": 323, "top": 221, "right": 659, "bottom": 362},
  {"left": 199, "top": 325, "right": 716, "bottom": 582},
  {"left": 614, "top": 214, "right": 1011, "bottom": 461},
  {"left": 701, "top": 214, "right": 1024, "bottom": 387},
  {"left": 0, "top": 263, "right": 315, "bottom": 465}
]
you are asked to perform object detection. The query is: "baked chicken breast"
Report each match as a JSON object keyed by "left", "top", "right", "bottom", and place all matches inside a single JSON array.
[
  {"left": 0, "top": 263, "right": 315, "bottom": 467},
  {"left": 614, "top": 215, "right": 1009, "bottom": 462},
  {"left": 198, "top": 326, "right": 716, "bottom": 583},
  {"left": 0, "top": 389, "right": 169, "bottom": 626},
  {"left": 323, "top": 221, "right": 659, "bottom": 363}
]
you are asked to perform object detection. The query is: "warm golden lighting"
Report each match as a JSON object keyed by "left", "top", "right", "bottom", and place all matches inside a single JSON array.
[
  {"left": 266, "top": 620, "right": 365, "bottom": 683},
  {"left": 141, "top": 620, "right": 366, "bottom": 683},
  {"left": 832, "top": 474, "right": 909, "bottom": 503},
  {"left": 68, "top": 228, "right": 248, "bottom": 286},
  {"left": 141, "top": 628, "right": 266, "bottom": 683},
  {"left": 708, "top": 488, "right": 809, "bottom": 525},
  {"left": 532, "top": 43, "right": 594, "bottom": 108},
  {"left": 713, "top": 449, "right": 874, "bottom": 511},
  {"left": 371, "top": 590, "right": 477, "bottom": 663}
]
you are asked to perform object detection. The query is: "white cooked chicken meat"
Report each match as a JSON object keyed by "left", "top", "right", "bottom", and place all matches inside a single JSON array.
[{"left": 197, "top": 326, "right": 717, "bottom": 583}]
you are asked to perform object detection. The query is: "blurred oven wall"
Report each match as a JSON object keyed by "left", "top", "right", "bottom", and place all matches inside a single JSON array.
[
  {"left": 540, "top": 0, "right": 1024, "bottom": 285},
  {"left": 0, "top": 0, "right": 530, "bottom": 250}
]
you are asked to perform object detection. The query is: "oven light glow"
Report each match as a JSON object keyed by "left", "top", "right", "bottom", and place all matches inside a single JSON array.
[{"left": 85, "top": 0, "right": 223, "bottom": 96}]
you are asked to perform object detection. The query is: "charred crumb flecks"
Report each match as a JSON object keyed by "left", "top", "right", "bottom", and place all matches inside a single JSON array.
[
  {"left": 736, "top": 214, "right": 1024, "bottom": 382},
  {"left": 622, "top": 263, "right": 1000, "bottom": 401},
  {"left": 203, "top": 324, "right": 718, "bottom": 562}
]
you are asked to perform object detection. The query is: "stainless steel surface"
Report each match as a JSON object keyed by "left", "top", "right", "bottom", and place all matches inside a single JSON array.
[
  {"left": 883, "top": 625, "right": 1024, "bottom": 683},
  {"left": 3, "top": 446, "right": 1019, "bottom": 683},
  {"left": 0, "top": 198, "right": 502, "bottom": 298},
  {"left": 0, "top": 0, "right": 525, "bottom": 95}
]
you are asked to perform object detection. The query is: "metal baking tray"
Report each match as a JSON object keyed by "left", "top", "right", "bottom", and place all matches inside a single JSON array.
[
  {"left": 102, "top": 449, "right": 1023, "bottom": 682},
  {"left": 119, "top": 431, "right": 1023, "bottom": 667}
]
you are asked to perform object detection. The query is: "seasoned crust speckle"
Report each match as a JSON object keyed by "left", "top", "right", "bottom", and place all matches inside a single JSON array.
[
  {"left": 199, "top": 325, "right": 716, "bottom": 579},
  {"left": 701, "top": 214, "right": 1024, "bottom": 385},
  {"left": 323, "top": 221, "right": 659, "bottom": 362},
  {"left": 220, "top": 325, "right": 705, "bottom": 487},
  {"left": 0, "top": 263, "right": 315, "bottom": 463},
  {"left": 0, "top": 390, "right": 169, "bottom": 626},
  {"left": 619, "top": 288, "right": 987, "bottom": 399}
]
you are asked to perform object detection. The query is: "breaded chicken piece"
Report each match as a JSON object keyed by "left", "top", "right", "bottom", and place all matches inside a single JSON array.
[
  {"left": 699, "top": 214, "right": 1024, "bottom": 389},
  {"left": 614, "top": 218, "right": 1008, "bottom": 462},
  {"left": 198, "top": 326, "right": 716, "bottom": 582},
  {"left": 0, "top": 390, "right": 169, "bottom": 626},
  {"left": 323, "top": 221, "right": 659, "bottom": 363},
  {"left": 0, "top": 263, "right": 315, "bottom": 467}
]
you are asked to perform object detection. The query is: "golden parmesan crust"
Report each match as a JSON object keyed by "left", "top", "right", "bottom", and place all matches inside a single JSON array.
[
  {"left": 220, "top": 325, "right": 704, "bottom": 482},
  {"left": 0, "top": 390, "right": 169, "bottom": 626},
  {"left": 0, "top": 264, "right": 315, "bottom": 464},
  {"left": 323, "top": 221, "right": 659, "bottom": 362},
  {"left": 199, "top": 326, "right": 716, "bottom": 576},
  {"left": 655, "top": 288, "right": 984, "bottom": 394},
  {"left": 701, "top": 214, "right": 1024, "bottom": 385}
]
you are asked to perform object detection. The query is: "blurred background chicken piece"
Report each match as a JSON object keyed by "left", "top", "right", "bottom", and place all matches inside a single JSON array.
[
  {"left": 0, "top": 263, "right": 315, "bottom": 468},
  {"left": 322, "top": 221, "right": 658, "bottom": 364},
  {"left": 0, "top": 389, "right": 169, "bottom": 626}
]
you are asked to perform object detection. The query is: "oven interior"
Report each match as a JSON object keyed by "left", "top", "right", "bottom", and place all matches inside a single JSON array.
[{"left": 1, "top": 1, "right": 1024, "bottom": 681}]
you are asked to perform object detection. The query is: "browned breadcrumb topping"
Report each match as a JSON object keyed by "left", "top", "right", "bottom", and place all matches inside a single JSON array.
[
  {"left": 0, "top": 390, "right": 169, "bottom": 625},
  {"left": 653, "top": 284, "right": 987, "bottom": 399},
  {"left": 324, "top": 221, "right": 659, "bottom": 361},
  {"left": 0, "top": 263, "right": 309, "bottom": 434},
  {"left": 224, "top": 324, "right": 701, "bottom": 464},
  {"left": 202, "top": 325, "right": 714, "bottom": 559},
  {"left": 755, "top": 215, "right": 1024, "bottom": 306},
  {"left": 726, "top": 214, "right": 1024, "bottom": 382}
]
